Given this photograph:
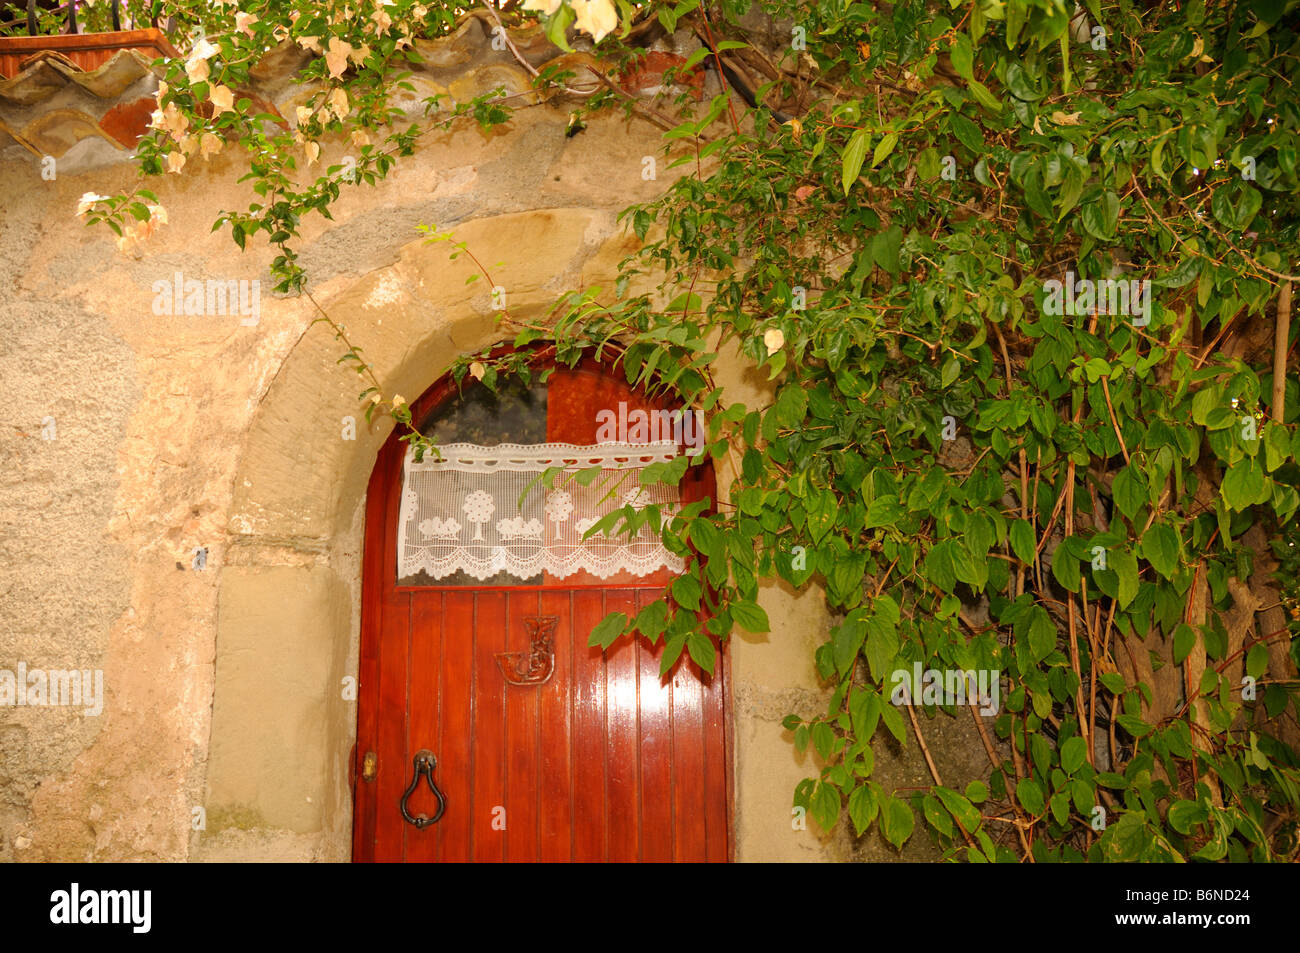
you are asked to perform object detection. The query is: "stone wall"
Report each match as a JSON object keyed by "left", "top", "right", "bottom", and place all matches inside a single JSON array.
[{"left": 0, "top": 21, "right": 991, "bottom": 863}]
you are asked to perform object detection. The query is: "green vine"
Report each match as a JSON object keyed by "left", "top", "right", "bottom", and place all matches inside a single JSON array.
[{"left": 87, "top": 0, "right": 1300, "bottom": 862}]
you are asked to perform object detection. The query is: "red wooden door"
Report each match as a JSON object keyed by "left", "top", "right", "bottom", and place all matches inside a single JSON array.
[{"left": 352, "top": 358, "right": 731, "bottom": 862}]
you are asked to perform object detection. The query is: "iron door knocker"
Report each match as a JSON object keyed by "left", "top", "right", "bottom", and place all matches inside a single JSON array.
[{"left": 399, "top": 749, "right": 446, "bottom": 829}]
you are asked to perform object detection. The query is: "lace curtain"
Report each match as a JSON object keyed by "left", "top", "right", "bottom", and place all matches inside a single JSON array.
[{"left": 398, "top": 442, "right": 684, "bottom": 582}]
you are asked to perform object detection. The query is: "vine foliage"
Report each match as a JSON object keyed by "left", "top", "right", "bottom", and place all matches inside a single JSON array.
[{"left": 88, "top": 0, "right": 1300, "bottom": 861}]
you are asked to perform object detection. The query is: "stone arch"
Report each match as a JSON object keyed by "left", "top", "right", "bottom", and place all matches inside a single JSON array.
[
  {"left": 199, "top": 207, "right": 636, "bottom": 860},
  {"left": 198, "top": 205, "right": 829, "bottom": 863}
]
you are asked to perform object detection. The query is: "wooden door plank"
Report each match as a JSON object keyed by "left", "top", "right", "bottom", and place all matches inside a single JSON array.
[
  {"left": 701, "top": 647, "right": 728, "bottom": 863},
  {"left": 604, "top": 588, "right": 641, "bottom": 861},
  {"left": 571, "top": 589, "right": 608, "bottom": 861},
  {"left": 471, "top": 590, "right": 507, "bottom": 863},
  {"left": 374, "top": 590, "right": 410, "bottom": 863},
  {"left": 636, "top": 589, "right": 675, "bottom": 862},
  {"left": 537, "top": 590, "right": 574, "bottom": 861},
  {"left": 504, "top": 591, "right": 542, "bottom": 862},
  {"left": 670, "top": 649, "right": 707, "bottom": 862},
  {"left": 437, "top": 590, "right": 475, "bottom": 862},
  {"left": 352, "top": 450, "right": 392, "bottom": 863},
  {"left": 405, "top": 590, "right": 444, "bottom": 862}
]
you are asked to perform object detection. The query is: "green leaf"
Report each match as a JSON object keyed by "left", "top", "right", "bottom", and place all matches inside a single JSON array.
[
  {"left": 1111, "top": 466, "right": 1146, "bottom": 520},
  {"left": 864, "top": 614, "right": 900, "bottom": 682},
  {"left": 1222, "top": 458, "right": 1268, "bottom": 512},
  {"left": 1113, "top": 548, "right": 1139, "bottom": 610},
  {"left": 841, "top": 128, "right": 869, "bottom": 195},
  {"left": 812, "top": 721, "right": 835, "bottom": 760},
  {"left": 731, "top": 600, "right": 770, "bottom": 634},
  {"left": 923, "top": 795, "right": 954, "bottom": 837},
  {"left": 1027, "top": 606, "right": 1056, "bottom": 662},
  {"left": 1116, "top": 713, "right": 1153, "bottom": 738},
  {"left": 1211, "top": 181, "right": 1263, "bottom": 232},
  {"left": 1140, "top": 524, "right": 1180, "bottom": 579},
  {"left": 872, "top": 132, "right": 899, "bottom": 168},
  {"left": 950, "top": 112, "right": 984, "bottom": 153},
  {"left": 872, "top": 225, "right": 904, "bottom": 276},
  {"left": 1172, "top": 623, "right": 1196, "bottom": 665},
  {"left": 810, "top": 780, "right": 840, "bottom": 831},
  {"left": 1060, "top": 736, "right": 1087, "bottom": 775},
  {"left": 881, "top": 795, "right": 915, "bottom": 848},
  {"left": 686, "top": 630, "right": 716, "bottom": 674},
  {"left": 672, "top": 573, "right": 702, "bottom": 611},
  {"left": 833, "top": 614, "right": 868, "bottom": 676},
  {"left": 1246, "top": 642, "right": 1269, "bottom": 679},
  {"left": 936, "top": 787, "right": 982, "bottom": 832},
  {"left": 965, "top": 780, "right": 989, "bottom": 803},
  {"left": 634, "top": 600, "right": 669, "bottom": 642},
  {"left": 1009, "top": 519, "right": 1037, "bottom": 564},
  {"left": 1050, "top": 791, "right": 1071, "bottom": 825},
  {"left": 950, "top": 35, "right": 975, "bottom": 80},
  {"left": 1016, "top": 777, "right": 1046, "bottom": 816},
  {"left": 880, "top": 702, "right": 906, "bottom": 745},
  {"left": 1167, "top": 799, "right": 1206, "bottom": 835},
  {"left": 1004, "top": 62, "right": 1042, "bottom": 100},
  {"left": 866, "top": 495, "right": 906, "bottom": 528},
  {"left": 588, "top": 611, "right": 628, "bottom": 650},
  {"left": 774, "top": 384, "right": 809, "bottom": 428},
  {"left": 848, "top": 783, "right": 879, "bottom": 835},
  {"left": 1081, "top": 190, "right": 1120, "bottom": 241},
  {"left": 941, "top": 357, "right": 961, "bottom": 388}
]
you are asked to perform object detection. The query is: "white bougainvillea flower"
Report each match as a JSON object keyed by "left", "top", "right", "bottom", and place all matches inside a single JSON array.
[
  {"left": 185, "top": 57, "right": 209, "bottom": 83},
  {"left": 147, "top": 204, "right": 168, "bottom": 225},
  {"left": 370, "top": 393, "right": 383, "bottom": 404},
  {"left": 521, "top": 0, "right": 562, "bottom": 14},
  {"left": 469, "top": 361, "right": 486, "bottom": 380},
  {"left": 76, "top": 192, "right": 109, "bottom": 216},
  {"left": 351, "top": 128, "right": 371, "bottom": 147},
  {"left": 235, "top": 11, "right": 259, "bottom": 36},
  {"left": 328, "top": 86, "right": 349, "bottom": 119},
  {"left": 304, "top": 141, "right": 320, "bottom": 165},
  {"left": 572, "top": 0, "right": 617, "bottom": 41},
  {"left": 295, "top": 104, "right": 314, "bottom": 125},
  {"left": 185, "top": 37, "right": 219, "bottom": 82},
  {"left": 764, "top": 327, "right": 785, "bottom": 355},
  {"left": 209, "top": 84, "right": 234, "bottom": 115},
  {"left": 166, "top": 150, "right": 186, "bottom": 173},
  {"left": 392, "top": 394, "right": 406, "bottom": 407},
  {"left": 156, "top": 79, "right": 169, "bottom": 101},
  {"left": 298, "top": 34, "right": 322, "bottom": 53},
  {"left": 158, "top": 102, "right": 189, "bottom": 138},
  {"left": 179, "top": 132, "right": 199, "bottom": 155},
  {"left": 190, "top": 36, "right": 219, "bottom": 61},
  {"left": 199, "top": 133, "right": 223, "bottom": 160},
  {"left": 349, "top": 42, "right": 371, "bottom": 66},
  {"left": 324, "top": 37, "right": 352, "bottom": 79},
  {"left": 371, "top": 4, "right": 393, "bottom": 33}
]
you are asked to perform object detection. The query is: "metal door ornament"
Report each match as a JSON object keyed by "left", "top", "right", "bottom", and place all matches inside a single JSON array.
[{"left": 495, "top": 615, "right": 558, "bottom": 686}]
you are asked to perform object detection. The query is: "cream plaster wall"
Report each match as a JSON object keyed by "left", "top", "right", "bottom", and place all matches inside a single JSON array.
[{"left": 1, "top": 94, "right": 891, "bottom": 862}]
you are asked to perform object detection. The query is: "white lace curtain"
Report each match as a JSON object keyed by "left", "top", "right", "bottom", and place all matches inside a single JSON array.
[{"left": 398, "top": 442, "right": 684, "bottom": 581}]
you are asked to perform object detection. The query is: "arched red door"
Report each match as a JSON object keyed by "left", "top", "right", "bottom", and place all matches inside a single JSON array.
[{"left": 351, "top": 355, "right": 731, "bottom": 861}]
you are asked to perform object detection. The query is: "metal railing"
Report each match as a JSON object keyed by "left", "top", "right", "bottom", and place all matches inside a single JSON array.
[{"left": 1, "top": 1, "right": 172, "bottom": 35}]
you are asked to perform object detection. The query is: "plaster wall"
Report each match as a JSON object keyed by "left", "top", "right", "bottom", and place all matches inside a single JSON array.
[{"left": 0, "top": 94, "right": 890, "bottom": 862}]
